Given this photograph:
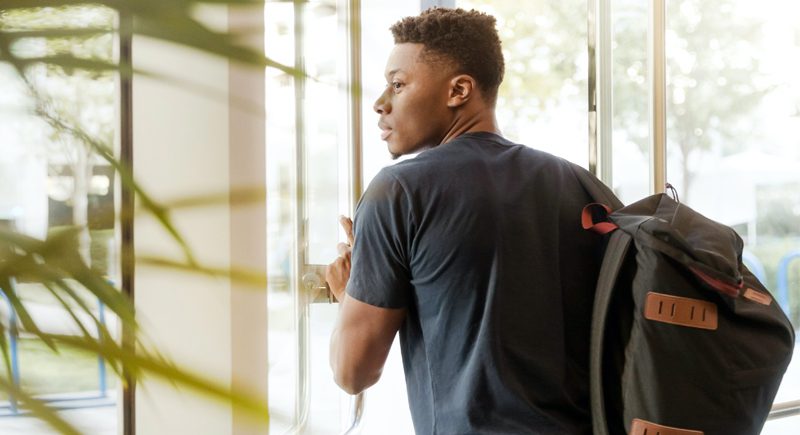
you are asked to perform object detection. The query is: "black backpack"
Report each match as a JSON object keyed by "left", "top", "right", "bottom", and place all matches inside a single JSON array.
[{"left": 572, "top": 165, "right": 795, "bottom": 435}]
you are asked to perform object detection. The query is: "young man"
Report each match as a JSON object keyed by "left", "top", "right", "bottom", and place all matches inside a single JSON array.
[{"left": 326, "top": 8, "right": 602, "bottom": 434}]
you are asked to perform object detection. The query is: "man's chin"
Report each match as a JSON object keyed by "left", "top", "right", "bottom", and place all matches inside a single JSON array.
[
  {"left": 387, "top": 142, "right": 403, "bottom": 160},
  {"left": 388, "top": 140, "right": 430, "bottom": 160}
]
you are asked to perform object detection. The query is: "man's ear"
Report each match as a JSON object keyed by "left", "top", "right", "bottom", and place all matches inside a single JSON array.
[{"left": 447, "top": 75, "right": 477, "bottom": 108}]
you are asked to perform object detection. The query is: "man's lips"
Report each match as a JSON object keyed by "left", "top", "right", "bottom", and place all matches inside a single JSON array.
[{"left": 378, "top": 122, "right": 392, "bottom": 140}]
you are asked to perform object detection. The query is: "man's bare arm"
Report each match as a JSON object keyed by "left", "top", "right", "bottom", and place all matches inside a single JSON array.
[
  {"left": 326, "top": 216, "right": 407, "bottom": 395},
  {"left": 329, "top": 294, "right": 406, "bottom": 395}
]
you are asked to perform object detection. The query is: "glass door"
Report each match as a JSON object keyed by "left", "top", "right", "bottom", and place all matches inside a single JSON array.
[
  {"left": 266, "top": 1, "right": 423, "bottom": 433},
  {"left": 265, "top": 0, "right": 363, "bottom": 433}
]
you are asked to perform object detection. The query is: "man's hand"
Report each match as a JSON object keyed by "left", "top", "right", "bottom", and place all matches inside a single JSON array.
[{"left": 326, "top": 216, "right": 354, "bottom": 302}]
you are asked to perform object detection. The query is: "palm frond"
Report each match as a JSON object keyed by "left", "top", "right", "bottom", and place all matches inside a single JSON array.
[
  {"left": 44, "top": 333, "right": 270, "bottom": 420},
  {"left": 0, "top": 0, "right": 303, "bottom": 77},
  {"left": 0, "top": 376, "right": 82, "bottom": 435},
  {"left": 137, "top": 255, "right": 267, "bottom": 288}
]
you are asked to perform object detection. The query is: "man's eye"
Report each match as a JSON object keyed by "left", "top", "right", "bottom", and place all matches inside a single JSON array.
[{"left": 392, "top": 82, "right": 403, "bottom": 91}]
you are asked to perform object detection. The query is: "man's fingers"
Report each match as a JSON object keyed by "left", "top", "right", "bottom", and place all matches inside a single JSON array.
[
  {"left": 339, "top": 215, "right": 354, "bottom": 246},
  {"left": 326, "top": 254, "right": 350, "bottom": 303},
  {"left": 328, "top": 215, "right": 354, "bottom": 303}
]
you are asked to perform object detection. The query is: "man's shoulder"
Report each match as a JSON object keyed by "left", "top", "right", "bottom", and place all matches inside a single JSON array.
[{"left": 376, "top": 132, "right": 584, "bottom": 187}]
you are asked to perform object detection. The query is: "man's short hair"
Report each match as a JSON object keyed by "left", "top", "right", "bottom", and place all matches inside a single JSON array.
[{"left": 390, "top": 8, "right": 505, "bottom": 103}]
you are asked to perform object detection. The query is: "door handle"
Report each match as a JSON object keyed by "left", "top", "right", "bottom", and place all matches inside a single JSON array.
[{"left": 301, "top": 264, "right": 334, "bottom": 303}]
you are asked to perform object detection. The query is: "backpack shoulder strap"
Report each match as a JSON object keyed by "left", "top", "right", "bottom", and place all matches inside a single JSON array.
[{"left": 590, "top": 229, "right": 633, "bottom": 435}]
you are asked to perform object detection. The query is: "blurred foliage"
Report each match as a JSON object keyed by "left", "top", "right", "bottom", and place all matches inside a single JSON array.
[
  {"left": 757, "top": 183, "right": 800, "bottom": 238},
  {"left": 0, "top": 1, "right": 283, "bottom": 433},
  {"left": 467, "top": 0, "right": 774, "bottom": 202},
  {"left": 613, "top": 0, "right": 771, "bottom": 200},
  {"left": 462, "top": 0, "right": 586, "bottom": 138}
]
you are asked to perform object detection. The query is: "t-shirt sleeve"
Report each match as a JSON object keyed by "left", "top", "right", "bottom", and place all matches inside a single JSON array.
[{"left": 346, "top": 168, "right": 414, "bottom": 309}]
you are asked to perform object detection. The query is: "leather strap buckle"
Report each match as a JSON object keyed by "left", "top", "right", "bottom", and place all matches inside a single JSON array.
[
  {"left": 630, "top": 418, "right": 704, "bottom": 435},
  {"left": 643, "top": 292, "right": 718, "bottom": 330}
]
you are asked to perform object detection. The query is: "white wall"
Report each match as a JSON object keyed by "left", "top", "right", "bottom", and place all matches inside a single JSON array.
[{"left": 132, "top": 5, "right": 267, "bottom": 434}]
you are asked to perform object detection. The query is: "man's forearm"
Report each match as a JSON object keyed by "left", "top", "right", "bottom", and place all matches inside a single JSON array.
[{"left": 329, "top": 296, "right": 384, "bottom": 395}]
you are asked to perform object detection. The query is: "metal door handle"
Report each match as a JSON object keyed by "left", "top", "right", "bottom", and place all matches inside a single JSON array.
[
  {"left": 300, "top": 265, "right": 365, "bottom": 435},
  {"left": 301, "top": 265, "right": 366, "bottom": 435},
  {"left": 301, "top": 264, "right": 334, "bottom": 303},
  {"left": 769, "top": 399, "right": 800, "bottom": 420}
]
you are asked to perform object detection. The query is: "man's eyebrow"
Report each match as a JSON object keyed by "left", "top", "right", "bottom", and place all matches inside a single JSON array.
[{"left": 385, "top": 68, "right": 401, "bottom": 79}]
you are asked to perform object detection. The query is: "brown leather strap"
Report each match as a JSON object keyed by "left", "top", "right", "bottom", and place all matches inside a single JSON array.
[
  {"left": 643, "top": 292, "right": 718, "bottom": 330},
  {"left": 630, "top": 418, "right": 704, "bottom": 435},
  {"left": 743, "top": 287, "right": 772, "bottom": 306}
]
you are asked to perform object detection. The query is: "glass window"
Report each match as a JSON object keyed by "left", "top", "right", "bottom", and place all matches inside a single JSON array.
[
  {"left": 610, "top": 0, "right": 651, "bottom": 204},
  {"left": 361, "top": 2, "right": 423, "bottom": 183},
  {"left": 457, "top": 0, "right": 589, "bottom": 167},
  {"left": 764, "top": 414, "right": 800, "bottom": 434},
  {"left": 0, "top": 5, "right": 119, "bottom": 433},
  {"left": 266, "top": 1, "right": 353, "bottom": 433},
  {"left": 661, "top": 0, "right": 800, "bottom": 422},
  {"left": 613, "top": 0, "right": 800, "bottom": 429}
]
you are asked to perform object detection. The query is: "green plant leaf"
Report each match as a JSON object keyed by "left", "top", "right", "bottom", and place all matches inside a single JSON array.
[
  {"left": 0, "top": 314, "right": 13, "bottom": 382},
  {"left": 42, "top": 282, "right": 98, "bottom": 341},
  {"left": 1, "top": 0, "right": 303, "bottom": 77},
  {"left": 0, "top": 376, "right": 82, "bottom": 435},
  {"left": 137, "top": 255, "right": 268, "bottom": 288},
  {"left": 0, "top": 276, "right": 55, "bottom": 350},
  {"left": 156, "top": 186, "right": 266, "bottom": 210},
  {"left": 0, "top": 227, "right": 137, "bottom": 329},
  {"left": 0, "top": 27, "right": 112, "bottom": 39},
  {"left": 34, "top": 106, "right": 200, "bottom": 267},
  {"left": 44, "top": 333, "right": 271, "bottom": 421}
]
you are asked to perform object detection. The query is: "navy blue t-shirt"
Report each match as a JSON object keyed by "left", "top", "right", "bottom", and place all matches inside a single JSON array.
[{"left": 346, "top": 132, "right": 603, "bottom": 434}]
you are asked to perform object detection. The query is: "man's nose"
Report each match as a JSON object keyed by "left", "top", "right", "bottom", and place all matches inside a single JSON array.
[{"left": 373, "top": 90, "right": 391, "bottom": 114}]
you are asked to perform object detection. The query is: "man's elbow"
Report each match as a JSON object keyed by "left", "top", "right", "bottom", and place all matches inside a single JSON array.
[{"left": 333, "top": 367, "right": 380, "bottom": 395}]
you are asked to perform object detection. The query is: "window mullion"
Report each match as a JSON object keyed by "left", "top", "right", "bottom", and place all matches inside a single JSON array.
[
  {"left": 589, "top": 0, "right": 613, "bottom": 185},
  {"left": 648, "top": 0, "right": 667, "bottom": 194}
]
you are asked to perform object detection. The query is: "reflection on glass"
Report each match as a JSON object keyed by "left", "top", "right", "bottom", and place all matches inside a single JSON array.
[
  {"left": 0, "top": 5, "right": 118, "bottom": 433},
  {"left": 458, "top": 0, "right": 589, "bottom": 166},
  {"left": 663, "top": 0, "right": 800, "bottom": 420}
]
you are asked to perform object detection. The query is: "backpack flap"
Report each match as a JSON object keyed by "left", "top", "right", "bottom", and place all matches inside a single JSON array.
[{"left": 595, "top": 193, "right": 795, "bottom": 435}]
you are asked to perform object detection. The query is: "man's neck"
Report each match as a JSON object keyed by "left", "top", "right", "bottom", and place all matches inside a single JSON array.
[{"left": 440, "top": 106, "right": 501, "bottom": 145}]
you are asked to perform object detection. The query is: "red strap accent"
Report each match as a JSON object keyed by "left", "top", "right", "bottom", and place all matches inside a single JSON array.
[
  {"left": 689, "top": 266, "right": 743, "bottom": 298},
  {"left": 582, "top": 203, "right": 618, "bottom": 235}
]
